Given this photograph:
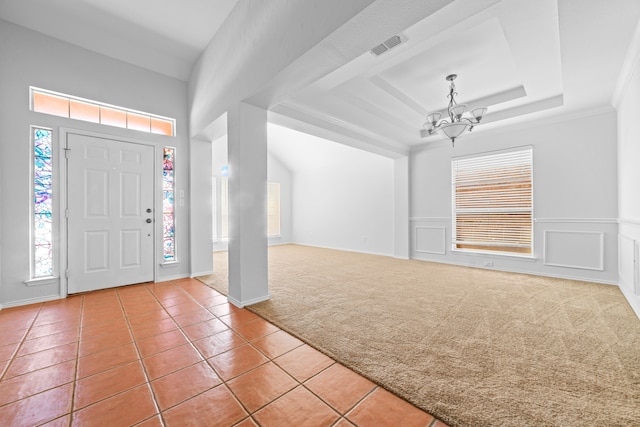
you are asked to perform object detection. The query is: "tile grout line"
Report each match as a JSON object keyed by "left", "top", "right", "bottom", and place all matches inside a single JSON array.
[
  {"left": 2, "top": 280, "right": 446, "bottom": 427},
  {"left": 0, "top": 301, "right": 78, "bottom": 427},
  {"left": 1, "top": 300, "right": 80, "bottom": 423},
  {"left": 169, "top": 279, "right": 308, "bottom": 425},
  {"left": 223, "top": 306, "right": 373, "bottom": 425},
  {"left": 210, "top": 285, "right": 366, "bottom": 426},
  {"left": 121, "top": 283, "right": 170, "bottom": 427},
  {"left": 174, "top": 284, "right": 257, "bottom": 422},
  {"left": 181, "top": 280, "right": 361, "bottom": 424},
  {"left": 65, "top": 288, "right": 165, "bottom": 425},
  {"left": 163, "top": 280, "right": 274, "bottom": 426},
  {"left": 67, "top": 294, "right": 86, "bottom": 427},
  {"left": 220, "top": 295, "right": 438, "bottom": 426},
  {"left": 143, "top": 280, "right": 253, "bottom": 423},
  {"left": 0, "top": 303, "right": 44, "bottom": 382},
  {"left": 220, "top": 321, "right": 342, "bottom": 422}
]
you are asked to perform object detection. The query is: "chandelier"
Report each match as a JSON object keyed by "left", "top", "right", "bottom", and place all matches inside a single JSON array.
[{"left": 423, "top": 74, "right": 487, "bottom": 147}]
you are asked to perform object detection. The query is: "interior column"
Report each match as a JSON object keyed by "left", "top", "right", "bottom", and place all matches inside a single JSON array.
[{"left": 226, "top": 102, "right": 269, "bottom": 307}]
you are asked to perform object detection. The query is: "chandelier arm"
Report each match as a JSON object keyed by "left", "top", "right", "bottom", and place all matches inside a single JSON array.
[{"left": 432, "top": 118, "right": 451, "bottom": 131}]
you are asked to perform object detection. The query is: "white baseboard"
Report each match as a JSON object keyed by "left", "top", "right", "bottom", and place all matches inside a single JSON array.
[
  {"left": 228, "top": 294, "right": 270, "bottom": 308},
  {"left": 411, "top": 255, "right": 619, "bottom": 286},
  {"left": 291, "top": 242, "right": 393, "bottom": 258},
  {"left": 191, "top": 271, "right": 213, "bottom": 278},
  {"left": 1, "top": 294, "right": 63, "bottom": 309},
  {"left": 618, "top": 283, "right": 640, "bottom": 320}
]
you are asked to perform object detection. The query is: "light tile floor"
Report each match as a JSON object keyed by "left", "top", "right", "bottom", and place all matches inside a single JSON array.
[{"left": 0, "top": 278, "right": 448, "bottom": 427}]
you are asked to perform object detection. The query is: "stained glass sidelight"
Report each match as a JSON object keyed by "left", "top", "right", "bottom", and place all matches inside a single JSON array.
[
  {"left": 33, "top": 127, "right": 53, "bottom": 277},
  {"left": 163, "top": 147, "right": 176, "bottom": 261}
]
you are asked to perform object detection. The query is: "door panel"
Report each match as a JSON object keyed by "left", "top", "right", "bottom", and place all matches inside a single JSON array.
[{"left": 67, "top": 134, "right": 154, "bottom": 293}]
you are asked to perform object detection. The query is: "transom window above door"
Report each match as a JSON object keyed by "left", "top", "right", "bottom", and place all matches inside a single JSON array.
[{"left": 30, "top": 87, "right": 175, "bottom": 136}]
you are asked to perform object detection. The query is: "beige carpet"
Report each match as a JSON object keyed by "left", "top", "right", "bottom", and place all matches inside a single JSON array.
[{"left": 198, "top": 244, "right": 640, "bottom": 427}]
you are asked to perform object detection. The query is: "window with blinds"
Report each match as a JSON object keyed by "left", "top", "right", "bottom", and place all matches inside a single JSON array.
[
  {"left": 217, "top": 179, "right": 280, "bottom": 240},
  {"left": 220, "top": 177, "right": 229, "bottom": 241},
  {"left": 267, "top": 182, "right": 281, "bottom": 237},
  {"left": 451, "top": 147, "right": 533, "bottom": 255},
  {"left": 211, "top": 177, "right": 217, "bottom": 241}
]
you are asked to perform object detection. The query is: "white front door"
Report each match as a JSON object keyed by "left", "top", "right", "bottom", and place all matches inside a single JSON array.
[{"left": 66, "top": 133, "right": 155, "bottom": 294}]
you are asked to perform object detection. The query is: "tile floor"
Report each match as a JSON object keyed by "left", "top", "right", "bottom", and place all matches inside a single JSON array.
[{"left": 0, "top": 278, "right": 447, "bottom": 427}]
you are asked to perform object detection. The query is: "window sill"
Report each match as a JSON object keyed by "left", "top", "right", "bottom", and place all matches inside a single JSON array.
[
  {"left": 451, "top": 248, "right": 537, "bottom": 261},
  {"left": 160, "top": 261, "right": 180, "bottom": 268},
  {"left": 24, "top": 276, "right": 59, "bottom": 287}
]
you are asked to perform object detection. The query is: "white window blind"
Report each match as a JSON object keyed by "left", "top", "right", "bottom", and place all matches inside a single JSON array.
[
  {"left": 267, "top": 182, "right": 281, "bottom": 237},
  {"left": 451, "top": 147, "right": 533, "bottom": 255},
  {"left": 220, "top": 177, "right": 229, "bottom": 241},
  {"left": 218, "top": 179, "right": 280, "bottom": 241},
  {"left": 211, "top": 177, "right": 217, "bottom": 241}
]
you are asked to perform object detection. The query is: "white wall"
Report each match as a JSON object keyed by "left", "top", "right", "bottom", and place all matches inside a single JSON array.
[
  {"left": 292, "top": 141, "right": 395, "bottom": 256},
  {"left": 411, "top": 110, "right": 619, "bottom": 284},
  {"left": 189, "top": 138, "right": 213, "bottom": 276},
  {"left": 617, "top": 45, "right": 640, "bottom": 317},
  {"left": 0, "top": 20, "right": 189, "bottom": 307},
  {"left": 212, "top": 135, "right": 229, "bottom": 253}
]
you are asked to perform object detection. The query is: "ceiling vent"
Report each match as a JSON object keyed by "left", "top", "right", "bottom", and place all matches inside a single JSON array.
[{"left": 370, "top": 33, "right": 407, "bottom": 56}]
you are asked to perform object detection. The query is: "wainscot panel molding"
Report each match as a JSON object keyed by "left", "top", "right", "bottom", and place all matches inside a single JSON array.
[
  {"left": 617, "top": 230, "right": 640, "bottom": 319},
  {"left": 414, "top": 226, "right": 446, "bottom": 255},
  {"left": 618, "top": 218, "right": 640, "bottom": 228},
  {"left": 618, "top": 234, "right": 636, "bottom": 295},
  {"left": 535, "top": 218, "right": 618, "bottom": 224},
  {"left": 543, "top": 230, "right": 604, "bottom": 271},
  {"left": 410, "top": 217, "right": 618, "bottom": 286}
]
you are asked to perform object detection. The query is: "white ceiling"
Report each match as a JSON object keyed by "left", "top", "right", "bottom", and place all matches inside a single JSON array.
[
  {"left": 269, "top": 0, "right": 640, "bottom": 157},
  {"left": 0, "top": 0, "right": 238, "bottom": 81},
  {"left": 2, "top": 0, "right": 640, "bottom": 166}
]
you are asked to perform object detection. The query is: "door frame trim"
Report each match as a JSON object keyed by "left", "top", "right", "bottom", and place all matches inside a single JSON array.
[{"left": 59, "top": 128, "right": 158, "bottom": 297}]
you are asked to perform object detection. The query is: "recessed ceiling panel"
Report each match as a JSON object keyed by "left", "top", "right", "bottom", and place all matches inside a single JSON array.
[{"left": 378, "top": 18, "right": 521, "bottom": 113}]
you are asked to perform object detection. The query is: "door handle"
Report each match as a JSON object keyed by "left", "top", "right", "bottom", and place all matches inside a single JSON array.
[
  {"left": 146, "top": 218, "right": 152, "bottom": 223},
  {"left": 146, "top": 208, "right": 152, "bottom": 213}
]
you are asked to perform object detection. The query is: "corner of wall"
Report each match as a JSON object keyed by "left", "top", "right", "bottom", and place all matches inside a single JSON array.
[{"left": 612, "top": 17, "right": 640, "bottom": 108}]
